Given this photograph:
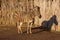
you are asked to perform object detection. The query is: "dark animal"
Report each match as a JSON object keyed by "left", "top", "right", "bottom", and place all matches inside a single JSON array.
[{"left": 40, "top": 15, "right": 58, "bottom": 31}]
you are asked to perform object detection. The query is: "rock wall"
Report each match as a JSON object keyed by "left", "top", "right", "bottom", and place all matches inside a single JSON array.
[
  {"left": 0, "top": 0, "right": 60, "bottom": 31},
  {"left": 34, "top": 0, "right": 60, "bottom": 31}
]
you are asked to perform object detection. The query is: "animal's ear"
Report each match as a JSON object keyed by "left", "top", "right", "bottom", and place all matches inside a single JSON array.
[{"left": 39, "top": 15, "right": 42, "bottom": 18}]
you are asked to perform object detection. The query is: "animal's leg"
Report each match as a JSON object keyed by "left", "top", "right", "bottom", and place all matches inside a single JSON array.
[
  {"left": 17, "top": 22, "right": 20, "bottom": 34},
  {"left": 20, "top": 22, "right": 23, "bottom": 34},
  {"left": 18, "top": 26, "right": 22, "bottom": 34},
  {"left": 30, "top": 23, "right": 32, "bottom": 34},
  {"left": 27, "top": 23, "right": 29, "bottom": 34},
  {"left": 18, "top": 22, "right": 22, "bottom": 34},
  {"left": 19, "top": 26, "right": 22, "bottom": 34},
  {"left": 18, "top": 26, "right": 20, "bottom": 34}
]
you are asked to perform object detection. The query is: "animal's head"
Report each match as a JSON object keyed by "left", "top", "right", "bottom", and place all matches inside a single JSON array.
[
  {"left": 50, "top": 15, "right": 58, "bottom": 25},
  {"left": 34, "top": 6, "right": 42, "bottom": 18}
]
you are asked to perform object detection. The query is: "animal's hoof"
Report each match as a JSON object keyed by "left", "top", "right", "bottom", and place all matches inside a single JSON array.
[
  {"left": 18, "top": 32, "right": 20, "bottom": 34},
  {"left": 21, "top": 32, "right": 22, "bottom": 34},
  {"left": 30, "top": 32, "right": 32, "bottom": 34},
  {"left": 27, "top": 32, "right": 29, "bottom": 34},
  {"left": 18, "top": 31, "right": 22, "bottom": 34}
]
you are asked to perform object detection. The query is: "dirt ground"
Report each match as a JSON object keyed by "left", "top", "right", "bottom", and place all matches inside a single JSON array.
[{"left": 0, "top": 25, "right": 60, "bottom": 40}]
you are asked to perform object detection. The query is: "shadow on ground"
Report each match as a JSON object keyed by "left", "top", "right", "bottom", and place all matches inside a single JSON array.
[{"left": 0, "top": 25, "right": 60, "bottom": 40}]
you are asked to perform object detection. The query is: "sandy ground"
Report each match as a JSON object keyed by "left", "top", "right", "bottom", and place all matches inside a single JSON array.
[{"left": 0, "top": 25, "right": 60, "bottom": 40}]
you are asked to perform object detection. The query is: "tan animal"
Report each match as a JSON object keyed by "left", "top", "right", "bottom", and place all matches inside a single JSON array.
[
  {"left": 17, "top": 13, "right": 33, "bottom": 34},
  {"left": 16, "top": 6, "right": 41, "bottom": 34}
]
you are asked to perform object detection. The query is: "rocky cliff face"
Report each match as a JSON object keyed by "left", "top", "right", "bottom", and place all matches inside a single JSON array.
[{"left": 0, "top": 0, "right": 60, "bottom": 31}]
